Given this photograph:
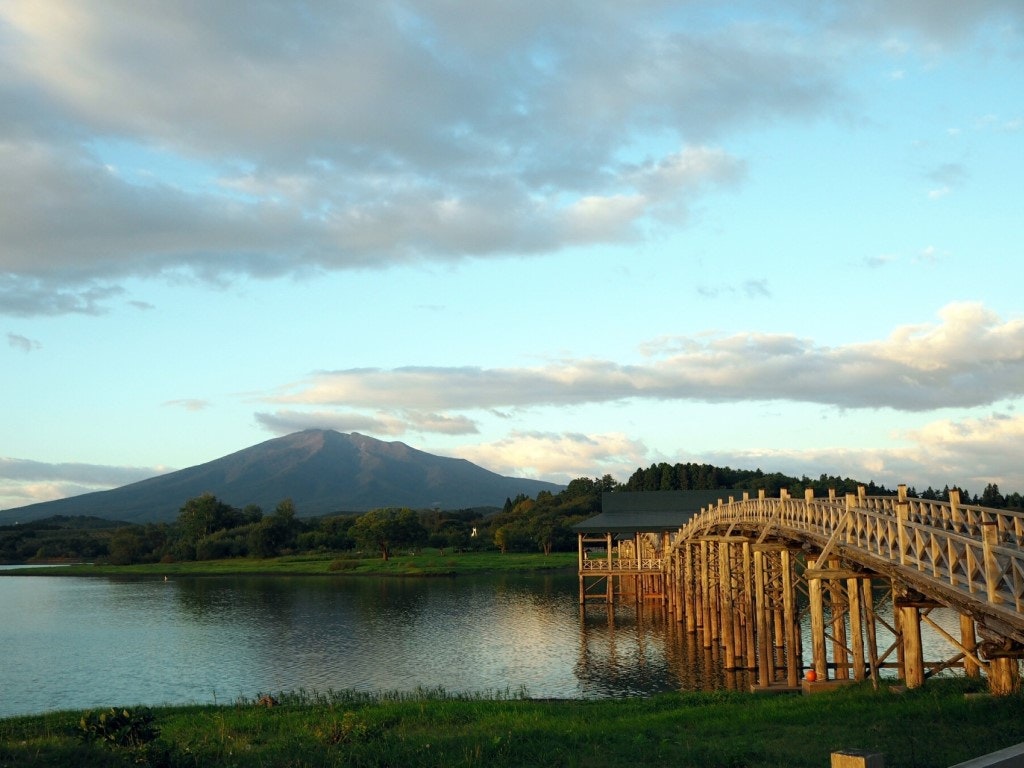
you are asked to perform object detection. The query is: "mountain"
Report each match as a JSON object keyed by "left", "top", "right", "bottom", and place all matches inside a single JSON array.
[{"left": 0, "top": 430, "right": 565, "bottom": 524}]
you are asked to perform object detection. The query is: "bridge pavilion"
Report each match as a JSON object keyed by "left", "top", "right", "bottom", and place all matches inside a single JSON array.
[{"left": 573, "top": 490, "right": 740, "bottom": 605}]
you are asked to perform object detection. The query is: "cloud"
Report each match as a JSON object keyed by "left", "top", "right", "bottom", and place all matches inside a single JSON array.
[
  {"left": 7, "top": 332, "right": 40, "bottom": 352},
  {"left": 840, "top": 1, "right": 1024, "bottom": 48},
  {"left": 266, "top": 302, "right": 1024, "bottom": 413},
  {"left": 864, "top": 254, "right": 897, "bottom": 268},
  {"left": 255, "top": 409, "right": 479, "bottom": 437},
  {"left": 0, "top": 2, "right": 847, "bottom": 315},
  {"left": 0, "top": 458, "right": 167, "bottom": 509},
  {"left": 0, "top": 458, "right": 165, "bottom": 486},
  {"left": 696, "top": 410, "right": 1024, "bottom": 496},
  {"left": 163, "top": 399, "right": 211, "bottom": 412},
  {"left": 454, "top": 431, "right": 650, "bottom": 484}
]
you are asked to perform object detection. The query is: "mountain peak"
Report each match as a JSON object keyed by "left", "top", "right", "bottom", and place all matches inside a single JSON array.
[{"left": 0, "top": 432, "right": 564, "bottom": 524}]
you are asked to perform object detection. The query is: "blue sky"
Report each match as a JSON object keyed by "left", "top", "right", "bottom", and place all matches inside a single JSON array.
[{"left": 2, "top": 1, "right": 1023, "bottom": 512}]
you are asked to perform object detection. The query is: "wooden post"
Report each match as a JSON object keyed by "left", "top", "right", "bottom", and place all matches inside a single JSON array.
[
  {"left": 987, "top": 657, "right": 1022, "bottom": 696},
  {"left": 896, "top": 485, "right": 909, "bottom": 567},
  {"left": 742, "top": 541, "right": 757, "bottom": 670},
  {"left": 719, "top": 540, "right": 737, "bottom": 669},
  {"left": 782, "top": 548, "right": 800, "bottom": 688},
  {"left": 831, "top": 750, "right": 884, "bottom": 768},
  {"left": 684, "top": 542, "right": 697, "bottom": 633},
  {"left": 900, "top": 604, "right": 925, "bottom": 689},
  {"left": 701, "top": 539, "right": 713, "bottom": 648},
  {"left": 578, "top": 533, "right": 585, "bottom": 604},
  {"left": 849, "top": 576, "right": 865, "bottom": 681},
  {"left": 829, "top": 561, "right": 850, "bottom": 680},
  {"left": 808, "top": 557, "right": 829, "bottom": 680},
  {"left": 862, "top": 579, "right": 880, "bottom": 687},
  {"left": 981, "top": 522, "right": 1002, "bottom": 605},
  {"left": 606, "top": 533, "right": 614, "bottom": 602},
  {"left": 960, "top": 614, "right": 980, "bottom": 678},
  {"left": 754, "top": 547, "right": 771, "bottom": 686}
]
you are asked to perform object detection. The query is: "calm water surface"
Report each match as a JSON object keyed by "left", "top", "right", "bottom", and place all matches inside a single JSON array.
[
  {"left": 0, "top": 570, "right": 702, "bottom": 717},
  {"left": 0, "top": 568, "right": 972, "bottom": 717}
]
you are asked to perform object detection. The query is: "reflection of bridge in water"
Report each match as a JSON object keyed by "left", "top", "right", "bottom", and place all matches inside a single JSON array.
[{"left": 577, "top": 487, "right": 1024, "bottom": 695}]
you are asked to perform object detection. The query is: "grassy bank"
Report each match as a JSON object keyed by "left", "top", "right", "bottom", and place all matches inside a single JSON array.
[
  {"left": 0, "top": 550, "right": 578, "bottom": 578},
  {"left": 2, "top": 680, "right": 1022, "bottom": 767}
]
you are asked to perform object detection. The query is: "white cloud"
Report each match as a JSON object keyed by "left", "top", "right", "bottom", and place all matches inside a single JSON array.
[
  {"left": 0, "top": 458, "right": 167, "bottom": 509},
  {"left": 697, "top": 410, "right": 1024, "bottom": 496},
  {"left": 255, "top": 409, "right": 479, "bottom": 437},
  {"left": 163, "top": 399, "right": 211, "bottom": 412},
  {"left": 454, "top": 431, "right": 650, "bottom": 484},
  {"left": 266, "top": 303, "right": 1024, "bottom": 413},
  {"left": 0, "top": 1, "right": 840, "bottom": 315}
]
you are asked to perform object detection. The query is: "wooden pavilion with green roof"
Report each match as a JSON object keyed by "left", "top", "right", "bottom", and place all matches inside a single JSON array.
[{"left": 573, "top": 490, "right": 741, "bottom": 604}]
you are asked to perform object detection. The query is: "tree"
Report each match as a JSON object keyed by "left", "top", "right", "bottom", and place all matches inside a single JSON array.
[
  {"left": 349, "top": 508, "right": 425, "bottom": 560},
  {"left": 176, "top": 494, "right": 240, "bottom": 559},
  {"left": 107, "top": 528, "right": 146, "bottom": 565},
  {"left": 249, "top": 499, "right": 300, "bottom": 558},
  {"left": 981, "top": 483, "right": 1006, "bottom": 509}
]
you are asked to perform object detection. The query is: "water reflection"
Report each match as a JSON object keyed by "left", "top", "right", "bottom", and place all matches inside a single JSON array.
[{"left": 0, "top": 571, "right": 987, "bottom": 718}]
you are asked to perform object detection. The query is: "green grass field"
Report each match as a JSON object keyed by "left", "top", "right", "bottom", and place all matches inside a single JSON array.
[
  {"left": 1, "top": 549, "right": 579, "bottom": 578},
  {"left": 2, "top": 680, "right": 1022, "bottom": 767}
]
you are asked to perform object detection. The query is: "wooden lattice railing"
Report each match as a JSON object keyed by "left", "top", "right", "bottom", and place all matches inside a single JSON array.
[
  {"left": 581, "top": 558, "right": 664, "bottom": 572},
  {"left": 677, "top": 488, "right": 1024, "bottom": 630}
]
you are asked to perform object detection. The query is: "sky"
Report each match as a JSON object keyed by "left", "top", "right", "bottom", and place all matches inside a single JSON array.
[{"left": 1, "top": 1, "right": 1023, "bottom": 512}]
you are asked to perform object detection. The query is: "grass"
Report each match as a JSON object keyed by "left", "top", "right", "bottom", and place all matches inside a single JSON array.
[
  {"left": 0, "top": 550, "right": 579, "bottom": 578},
  {"left": 1, "top": 680, "right": 1022, "bottom": 767}
]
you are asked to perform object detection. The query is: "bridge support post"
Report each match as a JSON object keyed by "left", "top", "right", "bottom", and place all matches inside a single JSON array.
[
  {"left": 741, "top": 541, "right": 757, "bottom": 671},
  {"left": 896, "top": 598, "right": 925, "bottom": 689},
  {"left": 987, "top": 657, "right": 1022, "bottom": 695},
  {"left": 808, "top": 556, "right": 829, "bottom": 680},
  {"left": 682, "top": 542, "right": 697, "bottom": 633},
  {"left": 848, "top": 574, "right": 865, "bottom": 680},
  {"left": 960, "top": 615, "right": 980, "bottom": 678},
  {"left": 719, "top": 539, "right": 737, "bottom": 669},
  {"left": 782, "top": 548, "right": 801, "bottom": 688},
  {"left": 754, "top": 546, "right": 771, "bottom": 686},
  {"left": 828, "top": 560, "right": 850, "bottom": 680}
]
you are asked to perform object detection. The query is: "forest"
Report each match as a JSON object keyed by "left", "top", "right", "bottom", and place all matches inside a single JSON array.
[{"left": 1, "top": 461, "right": 1020, "bottom": 565}]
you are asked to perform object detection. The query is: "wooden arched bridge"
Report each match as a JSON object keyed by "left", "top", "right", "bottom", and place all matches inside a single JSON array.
[{"left": 577, "top": 487, "right": 1024, "bottom": 695}]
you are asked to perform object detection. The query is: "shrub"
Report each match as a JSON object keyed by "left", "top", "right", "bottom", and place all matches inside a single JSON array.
[{"left": 77, "top": 706, "right": 160, "bottom": 750}]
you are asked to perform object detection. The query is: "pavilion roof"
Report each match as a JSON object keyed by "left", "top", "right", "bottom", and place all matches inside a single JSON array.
[{"left": 572, "top": 490, "right": 744, "bottom": 534}]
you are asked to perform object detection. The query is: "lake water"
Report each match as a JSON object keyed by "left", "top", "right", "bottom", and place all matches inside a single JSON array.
[{"left": 0, "top": 568, "right": 978, "bottom": 717}]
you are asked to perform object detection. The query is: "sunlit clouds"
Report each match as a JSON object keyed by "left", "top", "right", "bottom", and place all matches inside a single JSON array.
[
  {"left": 265, "top": 303, "right": 1024, "bottom": 414},
  {"left": 1, "top": 1, "right": 1022, "bottom": 509}
]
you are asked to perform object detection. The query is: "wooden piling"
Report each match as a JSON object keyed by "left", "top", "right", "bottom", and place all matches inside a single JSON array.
[
  {"left": 808, "top": 557, "right": 829, "bottom": 680},
  {"left": 899, "top": 603, "right": 925, "bottom": 689}
]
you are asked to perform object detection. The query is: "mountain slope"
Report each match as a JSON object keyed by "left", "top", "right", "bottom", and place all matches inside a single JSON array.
[{"left": 0, "top": 431, "right": 564, "bottom": 524}]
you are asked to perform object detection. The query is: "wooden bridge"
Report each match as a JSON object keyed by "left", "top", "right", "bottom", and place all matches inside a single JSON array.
[{"left": 580, "top": 487, "right": 1024, "bottom": 695}]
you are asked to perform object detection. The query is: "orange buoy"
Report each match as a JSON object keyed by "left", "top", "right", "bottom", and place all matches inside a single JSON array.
[{"left": 805, "top": 670, "right": 817, "bottom": 682}]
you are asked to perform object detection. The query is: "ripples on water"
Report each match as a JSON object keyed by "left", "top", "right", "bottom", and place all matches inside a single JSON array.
[{"left": 0, "top": 570, "right": 977, "bottom": 717}]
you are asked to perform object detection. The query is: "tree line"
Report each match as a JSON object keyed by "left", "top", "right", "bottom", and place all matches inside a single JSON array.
[{"left": 1, "top": 464, "right": 1020, "bottom": 564}]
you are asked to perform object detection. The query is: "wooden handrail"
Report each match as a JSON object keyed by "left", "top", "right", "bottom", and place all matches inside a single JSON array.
[{"left": 676, "top": 493, "right": 1024, "bottom": 628}]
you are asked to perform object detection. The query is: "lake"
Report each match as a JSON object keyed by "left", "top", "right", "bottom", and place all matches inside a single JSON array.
[{"left": 0, "top": 568, "right": 973, "bottom": 717}]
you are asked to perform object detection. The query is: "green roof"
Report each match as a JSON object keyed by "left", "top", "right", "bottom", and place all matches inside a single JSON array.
[{"left": 572, "top": 490, "right": 743, "bottom": 534}]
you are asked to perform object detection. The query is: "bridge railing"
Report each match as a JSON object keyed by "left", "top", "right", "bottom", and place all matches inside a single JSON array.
[
  {"left": 581, "top": 558, "right": 664, "bottom": 572},
  {"left": 676, "top": 489, "right": 1024, "bottom": 622}
]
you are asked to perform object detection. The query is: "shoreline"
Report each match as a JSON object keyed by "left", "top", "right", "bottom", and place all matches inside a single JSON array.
[{"left": 0, "top": 550, "right": 579, "bottom": 578}]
